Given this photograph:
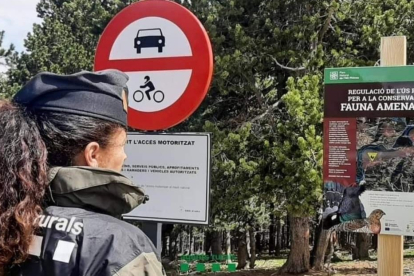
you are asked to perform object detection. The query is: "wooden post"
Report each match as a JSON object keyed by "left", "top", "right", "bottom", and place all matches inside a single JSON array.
[
  {"left": 377, "top": 36, "right": 406, "bottom": 276},
  {"left": 380, "top": 36, "right": 406, "bottom": 66}
]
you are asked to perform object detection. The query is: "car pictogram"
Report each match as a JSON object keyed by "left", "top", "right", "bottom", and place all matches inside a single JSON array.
[{"left": 134, "top": 28, "right": 165, "bottom": 54}]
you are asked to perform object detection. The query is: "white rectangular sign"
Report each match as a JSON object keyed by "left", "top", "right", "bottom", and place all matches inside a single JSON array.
[
  {"left": 121, "top": 133, "right": 210, "bottom": 224},
  {"left": 361, "top": 191, "right": 414, "bottom": 235}
]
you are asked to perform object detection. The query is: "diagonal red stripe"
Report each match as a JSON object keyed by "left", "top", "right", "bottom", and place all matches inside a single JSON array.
[{"left": 95, "top": 56, "right": 195, "bottom": 72}]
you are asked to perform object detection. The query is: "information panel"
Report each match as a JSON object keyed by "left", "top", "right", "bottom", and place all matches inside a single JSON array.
[
  {"left": 122, "top": 133, "right": 210, "bottom": 225},
  {"left": 323, "top": 66, "right": 414, "bottom": 236}
]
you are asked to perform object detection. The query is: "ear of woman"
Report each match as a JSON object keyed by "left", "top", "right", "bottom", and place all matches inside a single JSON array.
[{"left": 73, "top": 142, "right": 101, "bottom": 168}]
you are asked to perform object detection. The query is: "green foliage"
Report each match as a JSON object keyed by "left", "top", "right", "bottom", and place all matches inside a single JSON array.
[
  {"left": 181, "top": 0, "right": 414, "bottom": 224},
  {"left": 204, "top": 121, "right": 270, "bottom": 230},
  {"left": 270, "top": 74, "right": 324, "bottom": 217},
  {"left": 0, "top": 31, "right": 15, "bottom": 62},
  {"left": 0, "top": 30, "right": 17, "bottom": 100}
]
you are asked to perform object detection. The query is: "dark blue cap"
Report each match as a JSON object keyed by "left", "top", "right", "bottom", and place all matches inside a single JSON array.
[{"left": 13, "top": 69, "right": 129, "bottom": 126}]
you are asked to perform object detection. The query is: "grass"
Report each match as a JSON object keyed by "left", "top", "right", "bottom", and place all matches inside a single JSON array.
[{"left": 254, "top": 258, "right": 286, "bottom": 269}]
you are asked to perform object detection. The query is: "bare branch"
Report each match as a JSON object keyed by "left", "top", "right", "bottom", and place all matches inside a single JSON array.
[
  {"left": 310, "top": 149, "right": 318, "bottom": 166},
  {"left": 239, "top": 99, "right": 282, "bottom": 130},
  {"left": 319, "top": 3, "right": 335, "bottom": 43},
  {"left": 270, "top": 56, "right": 306, "bottom": 72},
  {"left": 251, "top": 100, "right": 281, "bottom": 123}
]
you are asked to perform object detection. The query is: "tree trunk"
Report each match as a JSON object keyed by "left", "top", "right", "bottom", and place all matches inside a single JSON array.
[
  {"left": 231, "top": 230, "right": 236, "bottom": 252},
  {"left": 249, "top": 227, "right": 256, "bottom": 269},
  {"left": 269, "top": 213, "right": 276, "bottom": 255},
  {"left": 310, "top": 227, "right": 314, "bottom": 247},
  {"left": 282, "top": 221, "right": 286, "bottom": 249},
  {"left": 204, "top": 231, "right": 211, "bottom": 254},
  {"left": 278, "top": 216, "right": 310, "bottom": 274},
  {"left": 200, "top": 230, "right": 204, "bottom": 254},
  {"left": 174, "top": 235, "right": 178, "bottom": 259},
  {"left": 353, "top": 233, "right": 370, "bottom": 260},
  {"left": 310, "top": 216, "right": 321, "bottom": 266},
  {"left": 169, "top": 232, "right": 178, "bottom": 261},
  {"left": 169, "top": 233, "right": 174, "bottom": 259},
  {"left": 261, "top": 229, "right": 267, "bottom": 253},
  {"left": 237, "top": 231, "right": 247, "bottom": 270},
  {"left": 286, "top": 216, "right": 291, "bottom": 248},
  {"left": 189, "top": 226, "right": 193, "bottom": 255},
  {"left": 246, "top": 228, "right": 251, "bottom": 258},
  {"left": 312, "top": 229, "right": 330, "bottom": 271},
  {"left": 212, "top": 230, "right": 222, "bottom": 255},
  {"left": 180, "top": 232, "right": 184, "bottom": 254},
  {"left": 255, "top": 230, "right": 262, "bottom": 256},
  {"left": 226, "top": 231, "right": 232, "bottom": 263},
  {"left": 222, "top": 231, "right": 227, "bottom": 253},
  {"left": 276, "top": 217, "right": 282, "bottom": 256},
  {"left": 162, "top": 233, "right": 168, "bottom": 257}
]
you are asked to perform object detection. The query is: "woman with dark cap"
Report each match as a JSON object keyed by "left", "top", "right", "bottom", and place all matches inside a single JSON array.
[{"left": 0, "top": 70, "right": 165, "bottom": 276}]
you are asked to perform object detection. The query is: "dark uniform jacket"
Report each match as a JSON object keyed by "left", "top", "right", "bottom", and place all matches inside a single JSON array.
[{"left": 9, "top": 167, "right": 165, "bottom": 276}]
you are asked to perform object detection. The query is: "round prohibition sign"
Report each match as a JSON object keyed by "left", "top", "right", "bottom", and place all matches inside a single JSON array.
[{"left": 94, "top": 0, "right": 213, "bottom": 131}]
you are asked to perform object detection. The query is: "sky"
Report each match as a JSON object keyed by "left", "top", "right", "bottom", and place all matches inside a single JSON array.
[
  {"left": 0, "top": 0, "right": 41, "bottom": 52},
  {"left": 0, "top": 0, "right": 41, "bottom": 73}
]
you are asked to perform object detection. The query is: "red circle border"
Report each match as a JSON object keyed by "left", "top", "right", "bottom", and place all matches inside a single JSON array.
[{"left": 95, "top": 0, "right": 213, "bottom": 131}]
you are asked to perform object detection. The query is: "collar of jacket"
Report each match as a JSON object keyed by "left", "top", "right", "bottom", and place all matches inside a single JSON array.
[{"left": 47, "top": 166, "right": 146, "bottom": 217}]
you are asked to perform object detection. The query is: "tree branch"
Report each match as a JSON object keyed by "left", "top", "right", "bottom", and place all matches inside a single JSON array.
[
  {"left": 251, "top": 100, "right": 281, "bottom": 123},
  {"left": 310, "top": 149, "right": 318, "bottom": 166},
  {"left": 319, "top": 2, "right": 336, "bottom": 43},
  {"left": 239, "top": 99, "right": 282, "bottom": 130},
  {"left": 270, "top": 56, "right": 306, "bottom": 72}
]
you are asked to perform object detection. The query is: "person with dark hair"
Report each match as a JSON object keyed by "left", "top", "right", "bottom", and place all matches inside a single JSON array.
[{"left": 0, "top": 70, "right": 165, "bottom": 276}]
